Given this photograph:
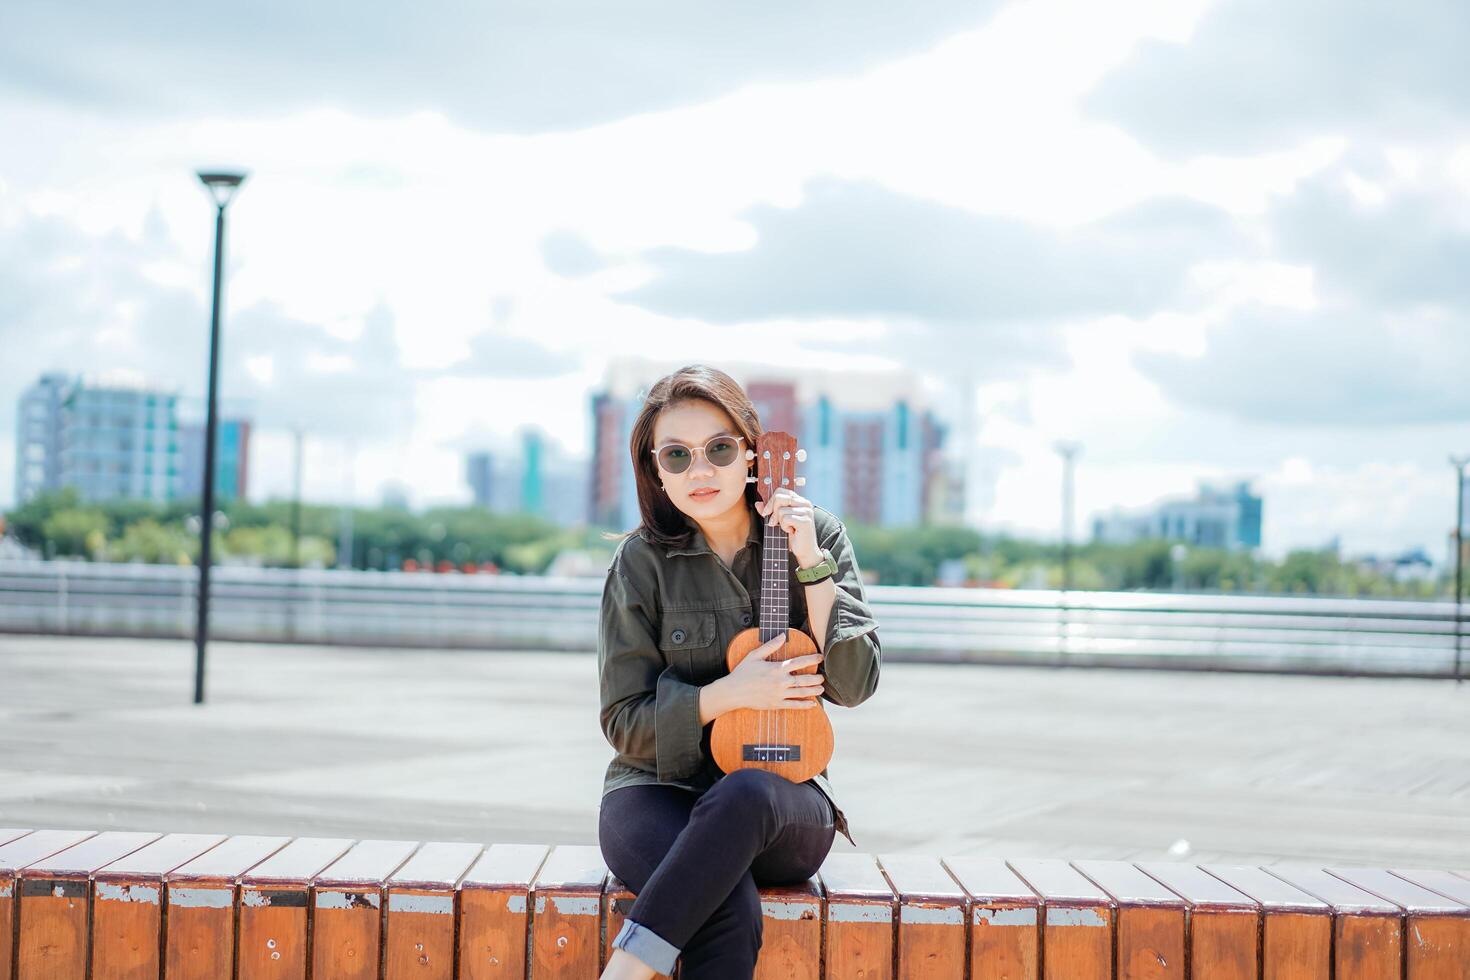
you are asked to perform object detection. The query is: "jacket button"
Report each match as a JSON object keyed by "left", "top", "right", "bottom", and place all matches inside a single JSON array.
[
  {"left": 740, "top": 612, "right": 752, "bottom": 626},
  {"left": 671, "top": 629, "right": 686, "bottom": 643}
]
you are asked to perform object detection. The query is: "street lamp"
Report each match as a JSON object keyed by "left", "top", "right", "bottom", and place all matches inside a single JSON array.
[
  {"left": 1452, "top": 454, "right": 1469, "bottom": 683},
  {"left": 193, "top": 169, "right": 248, "bottom": 705},
  {"left": 1054, "top": 441, "right": 1083, "bottom": 593}
]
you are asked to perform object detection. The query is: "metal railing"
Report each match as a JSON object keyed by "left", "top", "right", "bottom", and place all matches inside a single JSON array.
[{"left": 0, "top": 558, "right": 1462, "bottom": 677}]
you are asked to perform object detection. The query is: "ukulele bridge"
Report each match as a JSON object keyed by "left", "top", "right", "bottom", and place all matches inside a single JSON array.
[{"left": 742, "top": 744, "right": 802, "bottom": 762}]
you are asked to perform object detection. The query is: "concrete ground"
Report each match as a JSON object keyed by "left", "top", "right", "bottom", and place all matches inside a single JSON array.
[{"left": 1, "top": 634, "right": 1467, "bottom": 870}]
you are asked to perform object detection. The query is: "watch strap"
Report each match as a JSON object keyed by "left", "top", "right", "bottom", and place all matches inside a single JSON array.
[{"left": 795, "top": 548, "right": 837, "bottom": 584}]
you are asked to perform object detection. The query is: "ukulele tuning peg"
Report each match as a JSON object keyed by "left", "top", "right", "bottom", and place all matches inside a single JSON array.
[
  {"left": 794, "top": 476, "right": 806, "bottom": 487},
  {"left": 795, "top": 449, "right": 807, "bottom": 462},
  {"left": 746, "top": 475, "right": 757, "bottom": 483},
  {"left": 745, "top": 449, "right": 755, "bottom": 460}
]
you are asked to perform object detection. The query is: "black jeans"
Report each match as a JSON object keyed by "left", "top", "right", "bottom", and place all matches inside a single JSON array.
[{"left": 597, "top": 768, "right": 837, "bottom": 979}]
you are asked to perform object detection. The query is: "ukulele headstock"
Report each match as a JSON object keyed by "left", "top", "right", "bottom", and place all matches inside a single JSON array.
[{"left": 748, "top": 430, "right": 807, "bottom": 503}]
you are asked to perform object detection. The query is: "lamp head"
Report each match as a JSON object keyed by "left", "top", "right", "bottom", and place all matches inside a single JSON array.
[{"left": 197, "top": 170, "right": 248, "bottom": 208}]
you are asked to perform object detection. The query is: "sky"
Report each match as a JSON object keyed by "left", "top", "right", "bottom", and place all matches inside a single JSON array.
[{"left": 2, "top": 0, "right": 1468, "bottom": 562}]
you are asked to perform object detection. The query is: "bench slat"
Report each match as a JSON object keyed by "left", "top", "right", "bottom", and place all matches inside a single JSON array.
[
  {"left": 165, "top": 835, "right": 290, "bottom": 980},
  {"left": 755, "top": 874, "right": 821, "bottom": 980},
  {"left": 90, "top": 834, "right": 227, "bottom": 980},
  {"left": 385, "top": 842, "right": 484, "bottom": 979},
  {"left": 238, "top": 837, "right": 354, "bottom": 980},
  {"left": 820, "top": 854, "right": 895, "bottom": 980},
  {"left": 1204, "top": 865, "right": 1331, "bottom": 980},
  {"left": 879, "top": 855, "right": 966, "bottom": 978},
  {"left": 531, "top": 845, "right": 607, "bottom": 977},
  {"left": 15, "top": 832, "right": 159, "bottom": 980},
  {"left": 1139, "top": 862, "right": 1259, "bottom": 980},
  {"left": 945, "top": 857, "right": 1041, "bottom": 980},
  {"left": 1, "top": 830, "right": 99, "bottom": 980},
  {"left": 1329, "top": 866, "right": 1470, "bottom": 978},
  {"left": 461, "top": 843, "right": 550, "bottom": 980},
  {"left": 1009, "top": 859, "right": 1112, "bottom": 980},
  {"left": 1073, "top": 859, "right": 1184, "bottom": 980},
  {"left": 1266, "top": 863, "right": 1402, "bottom": 979},
  {"left": 312, "top": 839, "right": 419, "bottom": 980}
]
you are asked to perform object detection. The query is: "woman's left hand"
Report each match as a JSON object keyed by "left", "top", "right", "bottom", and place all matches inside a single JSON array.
[{"left": 756, "top": 489, "right": 822, "bottom": 567}]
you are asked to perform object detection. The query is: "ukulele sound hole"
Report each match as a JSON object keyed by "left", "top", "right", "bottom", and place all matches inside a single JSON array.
[{"left": 742, "top": 744, "right": 802, "bottom": 762}]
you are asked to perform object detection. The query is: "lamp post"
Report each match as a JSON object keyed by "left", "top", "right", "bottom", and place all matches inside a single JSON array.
[
  {"left": 1054, "top": 441, "right": 1082, "bottom": 593},
  {"left": 193, "top": 170, "right": 248, "bottom": 705},
  {"left": 1452, "top": 454, "right": 1469, "bottom": 683}
]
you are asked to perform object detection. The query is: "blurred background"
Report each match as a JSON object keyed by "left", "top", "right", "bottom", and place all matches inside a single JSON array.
[{"left": 1, "top": 0, "right": 1468, "bottom": 863}]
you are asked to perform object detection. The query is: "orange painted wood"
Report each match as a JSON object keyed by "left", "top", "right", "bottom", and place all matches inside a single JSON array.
[
  {"left": 878, "top": 854, "right": 967, "bottom": 978},
  {"left": 15, "top": 831, "right": 159, "bottom": 980},
  {"left": 944, "top": 856, "right": 1040, "bottom": 980},
  {"left": 0, "top": 826, "right": 31, "bottom": 980},
  {"left": 384, "top": 841, "right": 483, "bottom": 979},
  {"left": 1329, "top": 866, "right": 1470, "bottom": 980},
  {"left": 530, "top": 845, "right": 608, "bottom": 977},
  {"left": 1010, "top": 859, "right": 1112, "bottom": 980},
  {"left": 1203, "top": 865, "right": 1331, "bottom": 980},
  {"left": 1138, "top": 862, "right": 1258, "bottom": 980},
  {"left": 0, "top": 830, "right": 98, "bottom": 980},
  {"left": 1073, "top": 859, "right": 1184, "bottom": 980},
  {"left": 91, "top": 833, "right": 227, "bottom": 980},
  {"left": 459, "top": 843, "right": 548, "bottom": 980},
  {"left": 820, "top": 853, "right": 896, "bottom": 980},
  {"left": 756, "top": 873, "right": 822, "bottom": 980},
  {"left": 312, "top": 839, "right": 419, "bottom": 980},
  {"left": 603, "top": 876, "right": 684, "bottom": 978},
  {"left": 164, "top": 834, "right": 289, "bottom": 980},
  {"left": 1265, "top": 864, "right": 1402, "bottom": 980},
  {"left": 238, "top": 836, "right": 354, "bottom": 980}
]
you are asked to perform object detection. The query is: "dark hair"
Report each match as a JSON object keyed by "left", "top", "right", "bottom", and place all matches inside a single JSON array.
[{"left": 601, "top": 364, "right": 763, "bottom": 549}]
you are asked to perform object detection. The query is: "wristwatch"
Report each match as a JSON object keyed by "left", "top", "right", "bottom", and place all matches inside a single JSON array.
[{"left": 794, "top": 548, "right": 838, "bottom": 585}]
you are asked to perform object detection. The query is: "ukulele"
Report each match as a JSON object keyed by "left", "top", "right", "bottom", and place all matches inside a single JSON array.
[{"left": 709, "top": 430, "right": 834, "bottom": 783}]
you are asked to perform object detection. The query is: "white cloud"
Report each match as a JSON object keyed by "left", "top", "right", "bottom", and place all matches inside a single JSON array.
[{"left": 1, "top": 0, "right": 1465, "bottom": 565}]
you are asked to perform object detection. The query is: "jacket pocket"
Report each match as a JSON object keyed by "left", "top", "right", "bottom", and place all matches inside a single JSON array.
[{"left": 658, "top": 610, "right": 721, "bottom": 682}]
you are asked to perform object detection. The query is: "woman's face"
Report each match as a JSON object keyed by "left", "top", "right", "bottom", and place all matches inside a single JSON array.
[{"left": 651, "top": 400, "right": 751, "bottom": 518}]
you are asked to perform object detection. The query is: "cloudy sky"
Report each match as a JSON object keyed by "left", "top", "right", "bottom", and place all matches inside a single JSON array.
[{"left": 2, "top": 0, "right": 1467, "bottom": 561}]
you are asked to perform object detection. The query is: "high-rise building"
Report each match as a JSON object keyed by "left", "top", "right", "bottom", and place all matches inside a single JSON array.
[
  {"left": 177, "top": 418, "right": 251, "bottom": 503},
  {"left": 466, "top": 451, "right": 494, "bottom": 508},
  {"left": 465, "top": 430, "right": 588, "bottom": 527},
  {"left": 15, "top": 371, "right": 252, "bottom": 506},
  {"left": 14, "top": 372, "right": 70, "bottom": 504},
  {"left": 1092, "top": 480, "right": 1263, "bottom": 552}
]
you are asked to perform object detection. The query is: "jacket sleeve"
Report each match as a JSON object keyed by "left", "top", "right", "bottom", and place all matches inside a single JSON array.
[
  {"left": 598, "top": 560, "right": 705, "bottom": 782},
  {"left": 801, "top": 519, "right": 881, "bottom": 709}
]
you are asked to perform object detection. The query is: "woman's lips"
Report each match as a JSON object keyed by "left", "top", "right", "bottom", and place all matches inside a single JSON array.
[{"left": 689, "top": 488, "right": 720, "bottom": 498}]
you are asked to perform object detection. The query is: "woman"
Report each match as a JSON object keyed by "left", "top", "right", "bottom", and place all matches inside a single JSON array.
[{"left": 597, "top": 364, "right": 881, "bottom": 979}]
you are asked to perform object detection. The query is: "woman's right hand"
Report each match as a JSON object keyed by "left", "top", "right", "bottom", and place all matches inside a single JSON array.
[{"left": 720, "top": 633, "right": 825, "bottom": 711}]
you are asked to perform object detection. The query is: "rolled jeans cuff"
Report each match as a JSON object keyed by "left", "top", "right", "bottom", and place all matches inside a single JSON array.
[{"left": 611, "top": 917, "right": 680, "bottom": 975}]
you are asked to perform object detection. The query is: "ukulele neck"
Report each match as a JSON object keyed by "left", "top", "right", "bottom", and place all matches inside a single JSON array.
[{"left": 759, "top": 519, "right": 790, "bottom": 645}]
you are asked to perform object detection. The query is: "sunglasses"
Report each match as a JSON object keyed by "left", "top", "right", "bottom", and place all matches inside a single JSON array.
[{"left": 650, "top": 434, "right": 747, "bottom": 474}]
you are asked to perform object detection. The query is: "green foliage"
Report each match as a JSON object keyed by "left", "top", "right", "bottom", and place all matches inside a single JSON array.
[
  {"left": 115, "top": 519, "right": 196, "bottom": 564},
  {"left": 0, "top": 489, "right": 1455, "bottom": 597},
  {"left": 41, "top": 507, "right": 110, "bottom": 559}
]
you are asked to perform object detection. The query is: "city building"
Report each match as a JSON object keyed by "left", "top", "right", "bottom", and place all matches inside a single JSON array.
[
  {"left": 588, "top": 358, "right": 963, "bottom": 532},
  {"left": 464, "top": 429, "right": 589, "bottom": 527},
  {"left": 14, "top": 371, "right": 252, "bottom": 507},
  {"left": 177, "top": 418, "right": 251, "bottom": 503},
  {"left": 13, "top": 372, "right": 70, "bottom": 504},
  {"left": 1092, "top": 480, "right": 1264, "bottom": 552},
  {"left": 16, "top": 372, "right": 182, "bottom": 504}
]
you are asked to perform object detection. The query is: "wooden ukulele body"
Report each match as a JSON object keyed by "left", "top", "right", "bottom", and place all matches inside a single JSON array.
[{"left": 708, "top": 630, "right": 834, "bottom": 784}]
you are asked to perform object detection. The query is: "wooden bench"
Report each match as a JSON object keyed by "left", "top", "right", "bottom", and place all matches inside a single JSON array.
[{"left": 3, "top": 826, "right": 1468, "bottom": 978}]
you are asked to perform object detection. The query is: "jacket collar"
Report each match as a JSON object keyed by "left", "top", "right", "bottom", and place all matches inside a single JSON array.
[{"left": 665, "top": 494, "right": 763, "bottom": 558}]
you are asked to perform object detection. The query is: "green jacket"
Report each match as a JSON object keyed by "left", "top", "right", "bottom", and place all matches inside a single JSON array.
[{"left": 597, "top": 493, "right": 880, "bottom": 848}]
